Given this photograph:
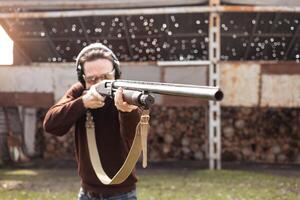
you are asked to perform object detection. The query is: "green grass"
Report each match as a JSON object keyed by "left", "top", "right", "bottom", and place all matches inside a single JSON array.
[
  {"left": 0, "top": 168, "right": 300, "bottom": 200},
  {"left": 137, "top": 169, "right": 300, "bottom": 200}
]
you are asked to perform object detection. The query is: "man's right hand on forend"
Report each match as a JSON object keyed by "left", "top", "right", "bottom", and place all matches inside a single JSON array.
[{"left": 82, "top": 85, "right": 106, "bottom": 109}]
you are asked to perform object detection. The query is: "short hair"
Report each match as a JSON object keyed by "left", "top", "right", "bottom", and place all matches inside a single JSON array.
[{"left": 78, "top": 48, "right": 114, "bottom": 69}]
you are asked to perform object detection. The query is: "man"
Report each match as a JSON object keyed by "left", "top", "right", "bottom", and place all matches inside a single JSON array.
[{"left": 43, "top": 43, "right": 140, "bottom": 200}]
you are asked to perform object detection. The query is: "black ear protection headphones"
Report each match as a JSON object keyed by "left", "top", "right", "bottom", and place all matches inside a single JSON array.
[{"left": 75, "top": 43, "right": 121, "bottom": 88}]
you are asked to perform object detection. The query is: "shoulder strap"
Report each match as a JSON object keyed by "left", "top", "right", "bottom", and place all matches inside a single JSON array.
[{"left": 86, "top": 109, "right": 150, "bottom": 185}]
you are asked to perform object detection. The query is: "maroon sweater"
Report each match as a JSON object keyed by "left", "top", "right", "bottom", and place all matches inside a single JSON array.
[{"left": 43, "top": 82, "right": 140, "bottom": 195}]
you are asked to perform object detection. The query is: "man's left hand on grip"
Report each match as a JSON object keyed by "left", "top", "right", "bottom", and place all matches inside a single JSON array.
[{"left": 114, "top": 87, "right": 138, "bottom": 112}]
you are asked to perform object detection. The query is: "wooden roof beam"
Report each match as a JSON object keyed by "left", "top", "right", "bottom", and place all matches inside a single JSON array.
[{"left": 1, "top": 6, "right": 300, "bottom": 19}]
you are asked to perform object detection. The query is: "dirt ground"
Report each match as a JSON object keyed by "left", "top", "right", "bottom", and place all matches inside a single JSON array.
[{"left": 0, "top": 169, "right": 80, "bottom": 192}]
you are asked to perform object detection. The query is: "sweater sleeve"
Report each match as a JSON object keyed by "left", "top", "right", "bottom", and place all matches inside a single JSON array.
[
  {"left": 118, "top": 108, "right": 142, "bottom": 147},
  {"left": 43, "top": 82, "right": 87, "bottom": 136}
]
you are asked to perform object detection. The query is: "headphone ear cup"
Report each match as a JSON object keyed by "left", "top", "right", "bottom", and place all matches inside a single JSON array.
[
  {"left": 77, "top": 64, "right": 86, "bottom": 88},
  {"left": 113, "top": 61, "right": 121, "bottom": 79}
]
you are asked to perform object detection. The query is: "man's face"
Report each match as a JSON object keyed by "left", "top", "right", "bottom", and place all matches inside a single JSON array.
[{"left": 83, "top": 58, "right": 115, "bottom": 89}]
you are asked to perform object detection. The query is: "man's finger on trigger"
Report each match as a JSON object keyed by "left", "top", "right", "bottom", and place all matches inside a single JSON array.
[
  {"left": 94, "top": 102, "right": 104, "bottom": 108},
  {"left": 95, "top": 101, "right": 103, "bottom": 105},
  {"left": 121, "top": 101, "right": 132, "bottom": 108}
]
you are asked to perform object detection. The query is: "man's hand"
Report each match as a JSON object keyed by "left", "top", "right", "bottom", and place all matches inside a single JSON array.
[
  {"left": 82, "top": 85, "right": 106, "bottom": 109},
  {"left": 115, "top": 88, "right": 138, "bottom": 112}
]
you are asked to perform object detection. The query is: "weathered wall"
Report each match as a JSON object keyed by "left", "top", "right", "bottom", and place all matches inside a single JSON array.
[
  {"left": 220, "top": 62, "right": 300, "bottom": 107},
  {"left": 0, "top": 64, "right": 76, "bottom": 107}
]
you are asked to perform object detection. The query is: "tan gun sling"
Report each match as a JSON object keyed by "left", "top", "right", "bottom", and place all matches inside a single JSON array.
[{"left": 86, "top": 109, "right": 149, "bottom": 185}]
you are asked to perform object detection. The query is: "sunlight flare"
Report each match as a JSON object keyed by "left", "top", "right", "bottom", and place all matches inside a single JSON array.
[{"left": 0, "top": 25, "right": 13, "bottom": 65}]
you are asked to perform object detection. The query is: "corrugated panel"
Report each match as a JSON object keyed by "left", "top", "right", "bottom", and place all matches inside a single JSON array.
[
  {"left": 4, "top": 107, "right": 22, "bottom": 133},
  {"left": 0, "top": 107, "right": 22, "bottom": 133},
  {"left": 0, "top": 107, "right": 7, "bottom": 133}
]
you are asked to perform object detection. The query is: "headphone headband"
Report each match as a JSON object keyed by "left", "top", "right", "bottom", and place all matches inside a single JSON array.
[{"left": 76, "top": 43, "right": 119, "bottom": 70}]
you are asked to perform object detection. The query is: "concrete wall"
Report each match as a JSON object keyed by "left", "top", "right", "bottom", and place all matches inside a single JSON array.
[{"left": 0, "top": 64, "right": 76, "bottom": 102}]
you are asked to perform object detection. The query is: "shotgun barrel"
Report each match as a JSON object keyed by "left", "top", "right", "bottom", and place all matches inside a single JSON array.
[
  {"left": 96, "top": 79, "right": 224, "bottom": 108},
  {"left": 109, "top": 80, "right": 224, "bottom": 101}
]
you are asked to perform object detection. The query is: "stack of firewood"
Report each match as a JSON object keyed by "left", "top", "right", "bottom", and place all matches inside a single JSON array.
[
  {"left": 43, "top": 128, "right": 75, "bottom": 159},
  {"left": 39, "top": 106, "right": 300, "bottom": 164},
  {"left": 221, "top": 107, "right": 300, "bottom": 163},
  {"left": 147, "top": 106, "right": 207, "bottom": 161},
  {"left": 35, "top": 109, "right": 75, "bottom": 159}
]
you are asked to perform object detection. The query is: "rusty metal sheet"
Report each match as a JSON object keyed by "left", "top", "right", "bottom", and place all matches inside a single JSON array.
[
  {"left": 224, "top": 0, "right": 300, "bottom": 6},
  {"left": 220, "top": 62, "right": 260, "bottom": 106},
  {"left": 0, "top": 92, "right": 54, "bottom": 108},
  {"left": 261, "top": 63, "right": 300, "bottom": 75},
  {"left": 261, "top": 75, "right": 300, "bottom": 107}
]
